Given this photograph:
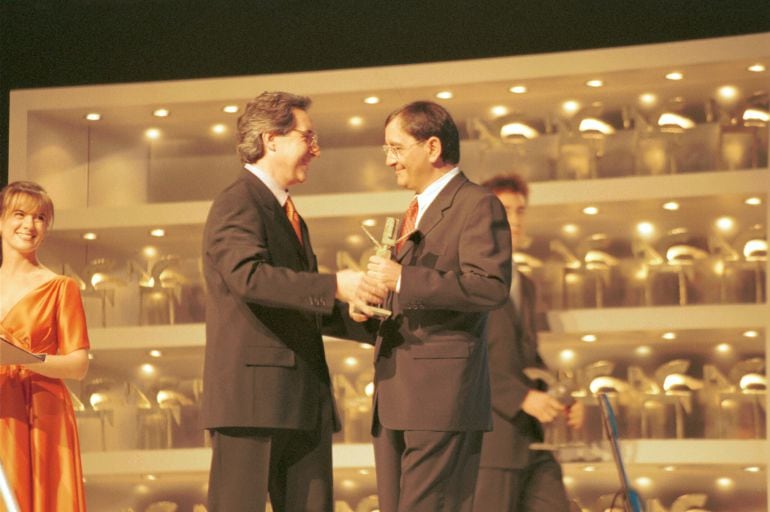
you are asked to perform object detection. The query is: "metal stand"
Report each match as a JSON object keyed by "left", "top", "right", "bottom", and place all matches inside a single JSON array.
[
  {"left": 598, "top": 393, "right": 645, "bottom": 512},
  {"left": 0, "top": 459, "right": 20, "bottom": 512}
]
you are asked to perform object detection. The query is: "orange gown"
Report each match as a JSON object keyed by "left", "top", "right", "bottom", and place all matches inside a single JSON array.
[{"left": 0, "top": 276, "right": 89, "bottom": 512}]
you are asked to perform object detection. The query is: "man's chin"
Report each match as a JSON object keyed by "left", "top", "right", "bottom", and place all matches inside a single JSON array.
[{"left": 292, "top": 169, "right": 308, "bottom": 185}]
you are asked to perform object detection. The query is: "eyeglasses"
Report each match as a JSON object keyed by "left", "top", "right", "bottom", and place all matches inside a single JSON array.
[
  {"left": 290, "top": 128, "right": 319, "bottom": 148},
  {"left": 381, "top": 140, "right": 424, "bottom": 160}
]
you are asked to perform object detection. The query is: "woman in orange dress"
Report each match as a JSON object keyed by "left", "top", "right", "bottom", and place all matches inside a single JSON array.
[{"left": 0, "top": 181, "right": 90, "bottom": 512}]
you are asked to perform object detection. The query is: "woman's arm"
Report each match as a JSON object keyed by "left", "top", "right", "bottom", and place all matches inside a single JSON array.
[{"left": 22, "top": 348, "right": 89, "bottom": 380}]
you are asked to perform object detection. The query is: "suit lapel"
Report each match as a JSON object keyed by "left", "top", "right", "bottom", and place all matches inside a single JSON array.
[
  {"left": 299, "top": 216, "right": 316, "bottom": 270},
  {"left": 516, "top": 273, "right": 539, "bottom": 364},
  {"left": 276, "top": 197, "right": 307, "bottom": 265},
  {"left": 394, "top": 237, "right": 417, "bottom": 263},
  {"left": 243, "top": 172, "right": 309, "bottom": 268},
  {"left": 394, "top": 172, "right": 468, "bottom": 262}
]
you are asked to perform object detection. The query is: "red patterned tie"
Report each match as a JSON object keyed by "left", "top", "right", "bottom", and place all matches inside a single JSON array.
[
  {"left": 284, "top": 196, "right": 303, "bottom": 246},
  {"left": 396, "top": 197, "right": 419, "bottom": 252}
]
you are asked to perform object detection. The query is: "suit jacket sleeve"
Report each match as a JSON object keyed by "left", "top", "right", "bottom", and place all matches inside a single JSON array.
[
  {"left": 204, "top": 183, "right": 336, "bottom": 314},
  {"left": 488, "top": 279, "right": 547, "bottom": 422},
  {"left": 399, "top": 193, "right": 511, "bottom": 311},
  {"left": 487, "top": 327, "right": 535, "bottom": 421}
]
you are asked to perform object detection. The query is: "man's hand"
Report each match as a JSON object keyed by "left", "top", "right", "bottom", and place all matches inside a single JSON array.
[
  {"left": 347, "top": 274, "right": 387, "bottom": 323},
  {"left": 521, "top": 389, "right": 565, "bottom": 424},
  {"left": 366, "top": 255, "right": 401, "bottom": 292},
  {"left": 342, "top": 270, "right": 383, "bottom": 323},
  {"left": 335, "top": 269, "right": 364, "bottom": 303},
  {"left": 358, "top": 273, "right": 389, "bottom": 304},
  {"left": 348, "top": 300, "right": 374, "bottom": 323},
  {"left": 566, "top": 400, "right": 585, "bottom": 430}
]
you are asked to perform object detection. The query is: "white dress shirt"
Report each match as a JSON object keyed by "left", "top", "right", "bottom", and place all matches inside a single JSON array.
[
  {"left": 245, "top": 163, "right": 289, "bottom": 207},
  {"left": 396, "top": 167, "right": 461, "bottom": 292},
  {"left": 412, "top": 167, "right": 461, "bottom": 228}
]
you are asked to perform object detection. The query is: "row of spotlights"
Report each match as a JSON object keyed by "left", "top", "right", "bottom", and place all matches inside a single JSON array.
[
  {"left": 430, "top": 64, "right": 766, "bottom": 102},
  {"left": 85, "top": 105, "right": 241, "bottom": 122},
  {"left": 90, "top": 332, "right": 762, "bottom": 374},
  {"left": 143, "top": 126, "right": 227, "bottom": 139},
  {"left": 79, "top": 193, "right": 762, "bottom": 242},
  {"left": 576, "top": 330, "right": 760, "bottom": 344},
  {"left": 572, "top": 197, "right": 761, "bottom": 218},
  {"left": 84, "top": 63, "right": 766, "bottom": 123},
  {"left": 103, "top": 101, "right": 767, "bottom": 140},
  {"left": 559, "top": 339, "right": 757, "bottom": 363},
  {"left": 131, "top": 341, "right": 748, "bottom": 369},
  {"left": 82, "top": 228, "right": 166, "bottom": 241},
  {"left": 358, "top": 65, "right": 765, "bottom": 105},
  {"left": 79, "top": 195, "right": 762, "bottom": 241},
  {"left": 146, "top": 125, "right": 228, "bottom": 139},
  {"left": 85, "top": 63, "right": 766, "bottom": 125},
  {"left": 563, "top": 474, "right": 751, "bottom": 492}
]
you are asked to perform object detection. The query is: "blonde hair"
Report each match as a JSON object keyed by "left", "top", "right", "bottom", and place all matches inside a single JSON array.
[{"left": 0, "top": 181, "right": 55, "bottom": 228}]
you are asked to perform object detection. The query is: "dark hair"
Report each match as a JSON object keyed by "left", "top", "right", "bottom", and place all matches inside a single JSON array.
[
  {"left": 236, "top": 91, "right": 312, "bottom": 164},
  {"left": 482, "top": 173, "right": 529, "bottom": 201},
  {"left": 0, "top": 181, "right": 55, "bottom": 228},
  {"left": 385, "top": 101, "right": 460, "bottom": 165}
]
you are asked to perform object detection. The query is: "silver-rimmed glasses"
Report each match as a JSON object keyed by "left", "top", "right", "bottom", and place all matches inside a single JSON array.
[
  {"left": 381, "top": 140, "right": 424, "bottom": 160},
  {"left": 291, "top": 128, "right": 319, "bottom": 148}
]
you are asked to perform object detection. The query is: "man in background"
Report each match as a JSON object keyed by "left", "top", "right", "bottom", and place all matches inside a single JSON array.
[
  {"left": 473, "top": 173, "right": 584, "bottom": 512},
  {"left": 201, "top": 91, "right": 361, "bottom": 512},
  {"left": 355, "top": 101, "right": 512, "bottom": 511}
]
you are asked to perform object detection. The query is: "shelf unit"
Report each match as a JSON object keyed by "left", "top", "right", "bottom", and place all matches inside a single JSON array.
[
  {"left": 9, "top": 33, "right": 770, "bottom": 511},
  {"left": 81, "top": 439, "right": 768, "bottom": 478}
]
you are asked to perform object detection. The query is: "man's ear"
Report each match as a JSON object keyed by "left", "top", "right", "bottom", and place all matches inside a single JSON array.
[
  {"left": 426, "top": 136, "right": 443, "bottom": 164},
  {"left": 262, "top": 132, "right": 276, "bottom": 152}
]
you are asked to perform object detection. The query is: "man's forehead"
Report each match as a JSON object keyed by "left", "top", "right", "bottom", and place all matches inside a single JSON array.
[
  {"left": 385, "top": 118, "right": 412, "bottom": 142},
  {"left": 496, "top": 190, "right": 527, "bottom": 206},
  {"left": 292, "top": 108, "right": 313, "bottom": 128}
]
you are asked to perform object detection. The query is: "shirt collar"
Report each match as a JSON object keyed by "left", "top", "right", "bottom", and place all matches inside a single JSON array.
[
  {"left": 414, "top": 167, "right": 460, "bottom": 226},
  {"left": 245, "top": 163, "right": 289, "bottom": 206}
]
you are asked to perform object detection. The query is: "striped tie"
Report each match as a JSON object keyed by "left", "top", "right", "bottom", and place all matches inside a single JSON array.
[{"left": 396, "top": 197, "right": 419, "bottom": 252}]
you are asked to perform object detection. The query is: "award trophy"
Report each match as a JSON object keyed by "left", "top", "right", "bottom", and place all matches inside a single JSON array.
[{"left": 358, "top": 217, "right": 399, "bottom": 319}]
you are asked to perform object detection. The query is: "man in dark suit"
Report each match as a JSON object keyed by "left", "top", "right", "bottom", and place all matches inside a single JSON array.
[
  {"left": 354, "top": 101, "right": 512, "bottom": 512},
  {"left": 201, "top": 91, "right": 362, "bottom": 512},
  {"left": 473, "top": 173, "right": 584, "bottom": 512}
]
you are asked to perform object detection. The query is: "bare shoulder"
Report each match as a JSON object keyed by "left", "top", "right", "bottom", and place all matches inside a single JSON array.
[
  {"left": 39, "top": 268, "right": 80, "bottom": 292},
  {"left": 39, "top": 266, "right": 60, "bottom": 281}
]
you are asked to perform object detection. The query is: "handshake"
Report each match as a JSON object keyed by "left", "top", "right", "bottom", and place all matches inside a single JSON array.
[{"left": 334, "top": 217, "right": 404, "bottom": 322}]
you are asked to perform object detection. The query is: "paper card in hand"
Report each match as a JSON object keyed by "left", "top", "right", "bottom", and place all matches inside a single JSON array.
[{"left": 0, "top": 336, "right": 46, "bottom": 365}]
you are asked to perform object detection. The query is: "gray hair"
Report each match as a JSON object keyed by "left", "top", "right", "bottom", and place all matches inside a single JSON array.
[{"left": 236, "top": 91, "right": 312, "bottom": 164}]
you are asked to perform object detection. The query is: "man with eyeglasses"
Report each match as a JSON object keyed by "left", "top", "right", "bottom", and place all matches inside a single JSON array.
[
  {"left": 201, "top": 90, "right": 363, "bottom": 512},
  {"left": 352, "top": 101, "right": 512, "bottom": 512}
]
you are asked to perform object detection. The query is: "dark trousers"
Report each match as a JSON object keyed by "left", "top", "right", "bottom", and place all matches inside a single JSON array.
[
  {"left": 207, "top": 387, "right": 334, "bottom": 512},
  {"left": 473, "top": 452, "right": 570, "bottom": 512},
  {"left": 373, "top": 424, "right": 483, "bottom": 512}
]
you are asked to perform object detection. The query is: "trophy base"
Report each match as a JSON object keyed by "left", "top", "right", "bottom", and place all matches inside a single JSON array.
[
  {"left": 351, "top": 303, "right": 392, "bottom": 320},
  {"left": 366, "top": 305, "right": 392, "bottom": 319}
]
